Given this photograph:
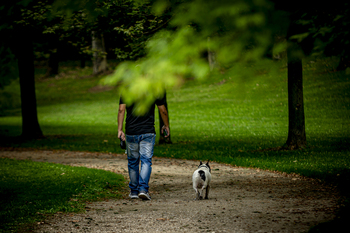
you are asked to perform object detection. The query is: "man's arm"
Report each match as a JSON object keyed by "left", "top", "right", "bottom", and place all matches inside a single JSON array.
[
  {"left": 118, "top": 104, "right": 126, "bottom": 141},
  {"left": 158, "top": 105, "right": 170, "bottom": 138}
]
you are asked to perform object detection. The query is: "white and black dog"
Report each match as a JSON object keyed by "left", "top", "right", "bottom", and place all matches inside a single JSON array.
[{"left": 192, "top": 161, "right": 211, "bottom": 200}]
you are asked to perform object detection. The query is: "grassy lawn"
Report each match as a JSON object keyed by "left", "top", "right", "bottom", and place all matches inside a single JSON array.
[
  {"left": 0, "top": 58, "right": 349, "bottom": 231},
  {"left": 0, "top": 157, "right": 125, "bottom": 232},
  {"left": 1, "top": 58, "right": 349, "bottom": 180}
]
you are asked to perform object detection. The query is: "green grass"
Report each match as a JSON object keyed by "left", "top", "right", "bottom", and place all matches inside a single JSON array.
[
  {"left": 0, "top": 157, "right": 125, "bottom": 232},
  {"left": 0, "top": 58, "right": 349, "bottom": 179},
  {"left": 0, "top": 58, "right": 349, "bottom": 231}
]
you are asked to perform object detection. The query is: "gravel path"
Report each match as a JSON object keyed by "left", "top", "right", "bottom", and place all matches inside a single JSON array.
[{"left": 0, "top": 150, "right": 341, "bottom": 233}]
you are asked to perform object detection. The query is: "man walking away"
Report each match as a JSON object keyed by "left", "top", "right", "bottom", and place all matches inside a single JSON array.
[{"left": 118, "top": 93, "right": 170, "bottom": 200}]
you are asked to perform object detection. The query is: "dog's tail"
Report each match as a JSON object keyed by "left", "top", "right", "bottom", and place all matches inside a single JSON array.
[{"left": 198, "top": 170, "right": 206, "bottom": 181}]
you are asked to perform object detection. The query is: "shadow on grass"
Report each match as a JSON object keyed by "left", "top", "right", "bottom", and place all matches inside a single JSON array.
[{"left": 0, "top": 134, "right": 120, "bottom": 154}]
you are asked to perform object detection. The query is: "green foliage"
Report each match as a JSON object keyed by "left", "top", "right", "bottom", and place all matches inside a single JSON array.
[
  {"left": 47, "top": 0, "right": 171, "bottom": 63},
  {"left": 103, "top": 0, "right": 289, "bottom": 113},
  {"left": 290, "top": 2, "right": 350, "bottom": 63},
  {"left": 0, "top": 157, "right": 125, "bottom": 232},
  {"left": 104, "top": 28, "right": 210, "bottom": 114},
  {"left": 113, "top": 0, "right": 171, "bottom": 60},
  {"left": 50, "top": 0, "right": 109, "bottom": 21},
  {"left": 0, "top": 0, "right": 174, "bottom": 93}
]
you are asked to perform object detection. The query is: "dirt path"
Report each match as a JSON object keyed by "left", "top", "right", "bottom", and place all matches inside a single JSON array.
[{"left": 0, "top": 150, "right": 341, "bottom": 233}]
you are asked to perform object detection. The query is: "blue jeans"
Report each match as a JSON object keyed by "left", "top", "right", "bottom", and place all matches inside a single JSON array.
[{"left": 126, "top": 133, "right": 156, "bottom": 194}]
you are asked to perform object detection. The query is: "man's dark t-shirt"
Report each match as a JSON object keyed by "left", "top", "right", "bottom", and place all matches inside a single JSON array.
[{"left": 119, "top": 94, "right": 166, "bottom": 135}]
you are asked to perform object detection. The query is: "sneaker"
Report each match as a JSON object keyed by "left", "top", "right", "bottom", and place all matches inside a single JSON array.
[
  {"left": 138, "top": 191, "right": 151, "bottom": 200},
  {"left": 129, "top": 192, "right": 139, "bottom": 199}
]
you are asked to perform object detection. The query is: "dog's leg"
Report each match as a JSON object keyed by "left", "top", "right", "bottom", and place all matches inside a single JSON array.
[
  {"left": 199, "top": 187, "right": 205, "bottom": 200},
  {"left": 194, "top": 188, "right": 199, "bottom": 200},
  {"left": 205, "top": 185, "right": 210, "bottom": 199}
]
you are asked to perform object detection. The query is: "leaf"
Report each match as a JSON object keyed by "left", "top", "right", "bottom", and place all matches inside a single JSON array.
[
  {"left": 290, "top": 32, "right": 310, "bottom": 43},
  {"left": 152, "top": 0, "right": 169, "bottom": 16}
]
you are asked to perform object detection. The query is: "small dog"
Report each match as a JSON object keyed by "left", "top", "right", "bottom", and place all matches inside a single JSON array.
[{"left": 192, "top": 161, "right": 211, "bottom": 200}]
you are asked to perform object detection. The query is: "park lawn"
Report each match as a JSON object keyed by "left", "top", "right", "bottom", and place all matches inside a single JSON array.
[
  {"left": 0, "top": 58, "right": 349, "bottom": 232},
  {"left": 0, "top": 58, "right": 349, "bottom": 180},
  {"left": 0, "top": 157, "right": 125, "bottom": 232}
]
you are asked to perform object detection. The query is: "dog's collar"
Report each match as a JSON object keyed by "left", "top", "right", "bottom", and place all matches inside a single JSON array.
[{"left": 198, "top": 165, "right": 209, "bottom": 169}]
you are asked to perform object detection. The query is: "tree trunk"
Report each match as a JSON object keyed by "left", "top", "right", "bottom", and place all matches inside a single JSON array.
[
  {"left": 92, "top": 31, "right": 108, "bottom": 75},
  {"left": 46, "top": 49, "right": 59, "bottom": 77},
  {"left": 207, "top": 37, "right": 217, "bottom": 71},
  {"left": 45, "top": 35, "right": 60, "bottom": 78},
  {"left": 159, "top": 93, "right": 172, "bottom": 144},
  {"left": 285, "top": 40, "right": 306, "bottom": 149},
  {"left": 17, "top": 31, "right": 43, "bottom": 139}
]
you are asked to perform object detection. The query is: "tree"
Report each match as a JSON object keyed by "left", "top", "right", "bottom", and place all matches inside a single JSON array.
[
  {"left": 276, "top": 1, "right": 350, "bottom": 148},
  {"left": 14, "top": 26, "right": 43, "bottom": 138},
  {"left": 112, "top": 0, "right": 172, "bottom": 61},
  {"left": 92, "top": 31, "right": 108, "bottom": 74},
  {"left": 1, "top": 0, "right": 45, "bottom": 138},
  {"left": 1, "top": 0, "right": 172, "bottom": 138},
  {"left": 285, "top": 24, "right": 306, "bottom": 149},
  {"left": 0, "top": 0, "right": 96, "bottom": 138}
]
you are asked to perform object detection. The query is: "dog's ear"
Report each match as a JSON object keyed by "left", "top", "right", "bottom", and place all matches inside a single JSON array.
[
  {"left": 200, "top": 161, "right": 203, "bottom": 165},
  {"left": 206, "top": 160, "right": 211, "bottom": 172}
]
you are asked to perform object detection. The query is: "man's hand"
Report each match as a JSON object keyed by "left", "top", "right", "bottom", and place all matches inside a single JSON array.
[
  {"left": 118, "top": 130, "right": 125, "bottom": 141},
  {"left": 161, "top": 125, "right": 170, "bottom": 138}
]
